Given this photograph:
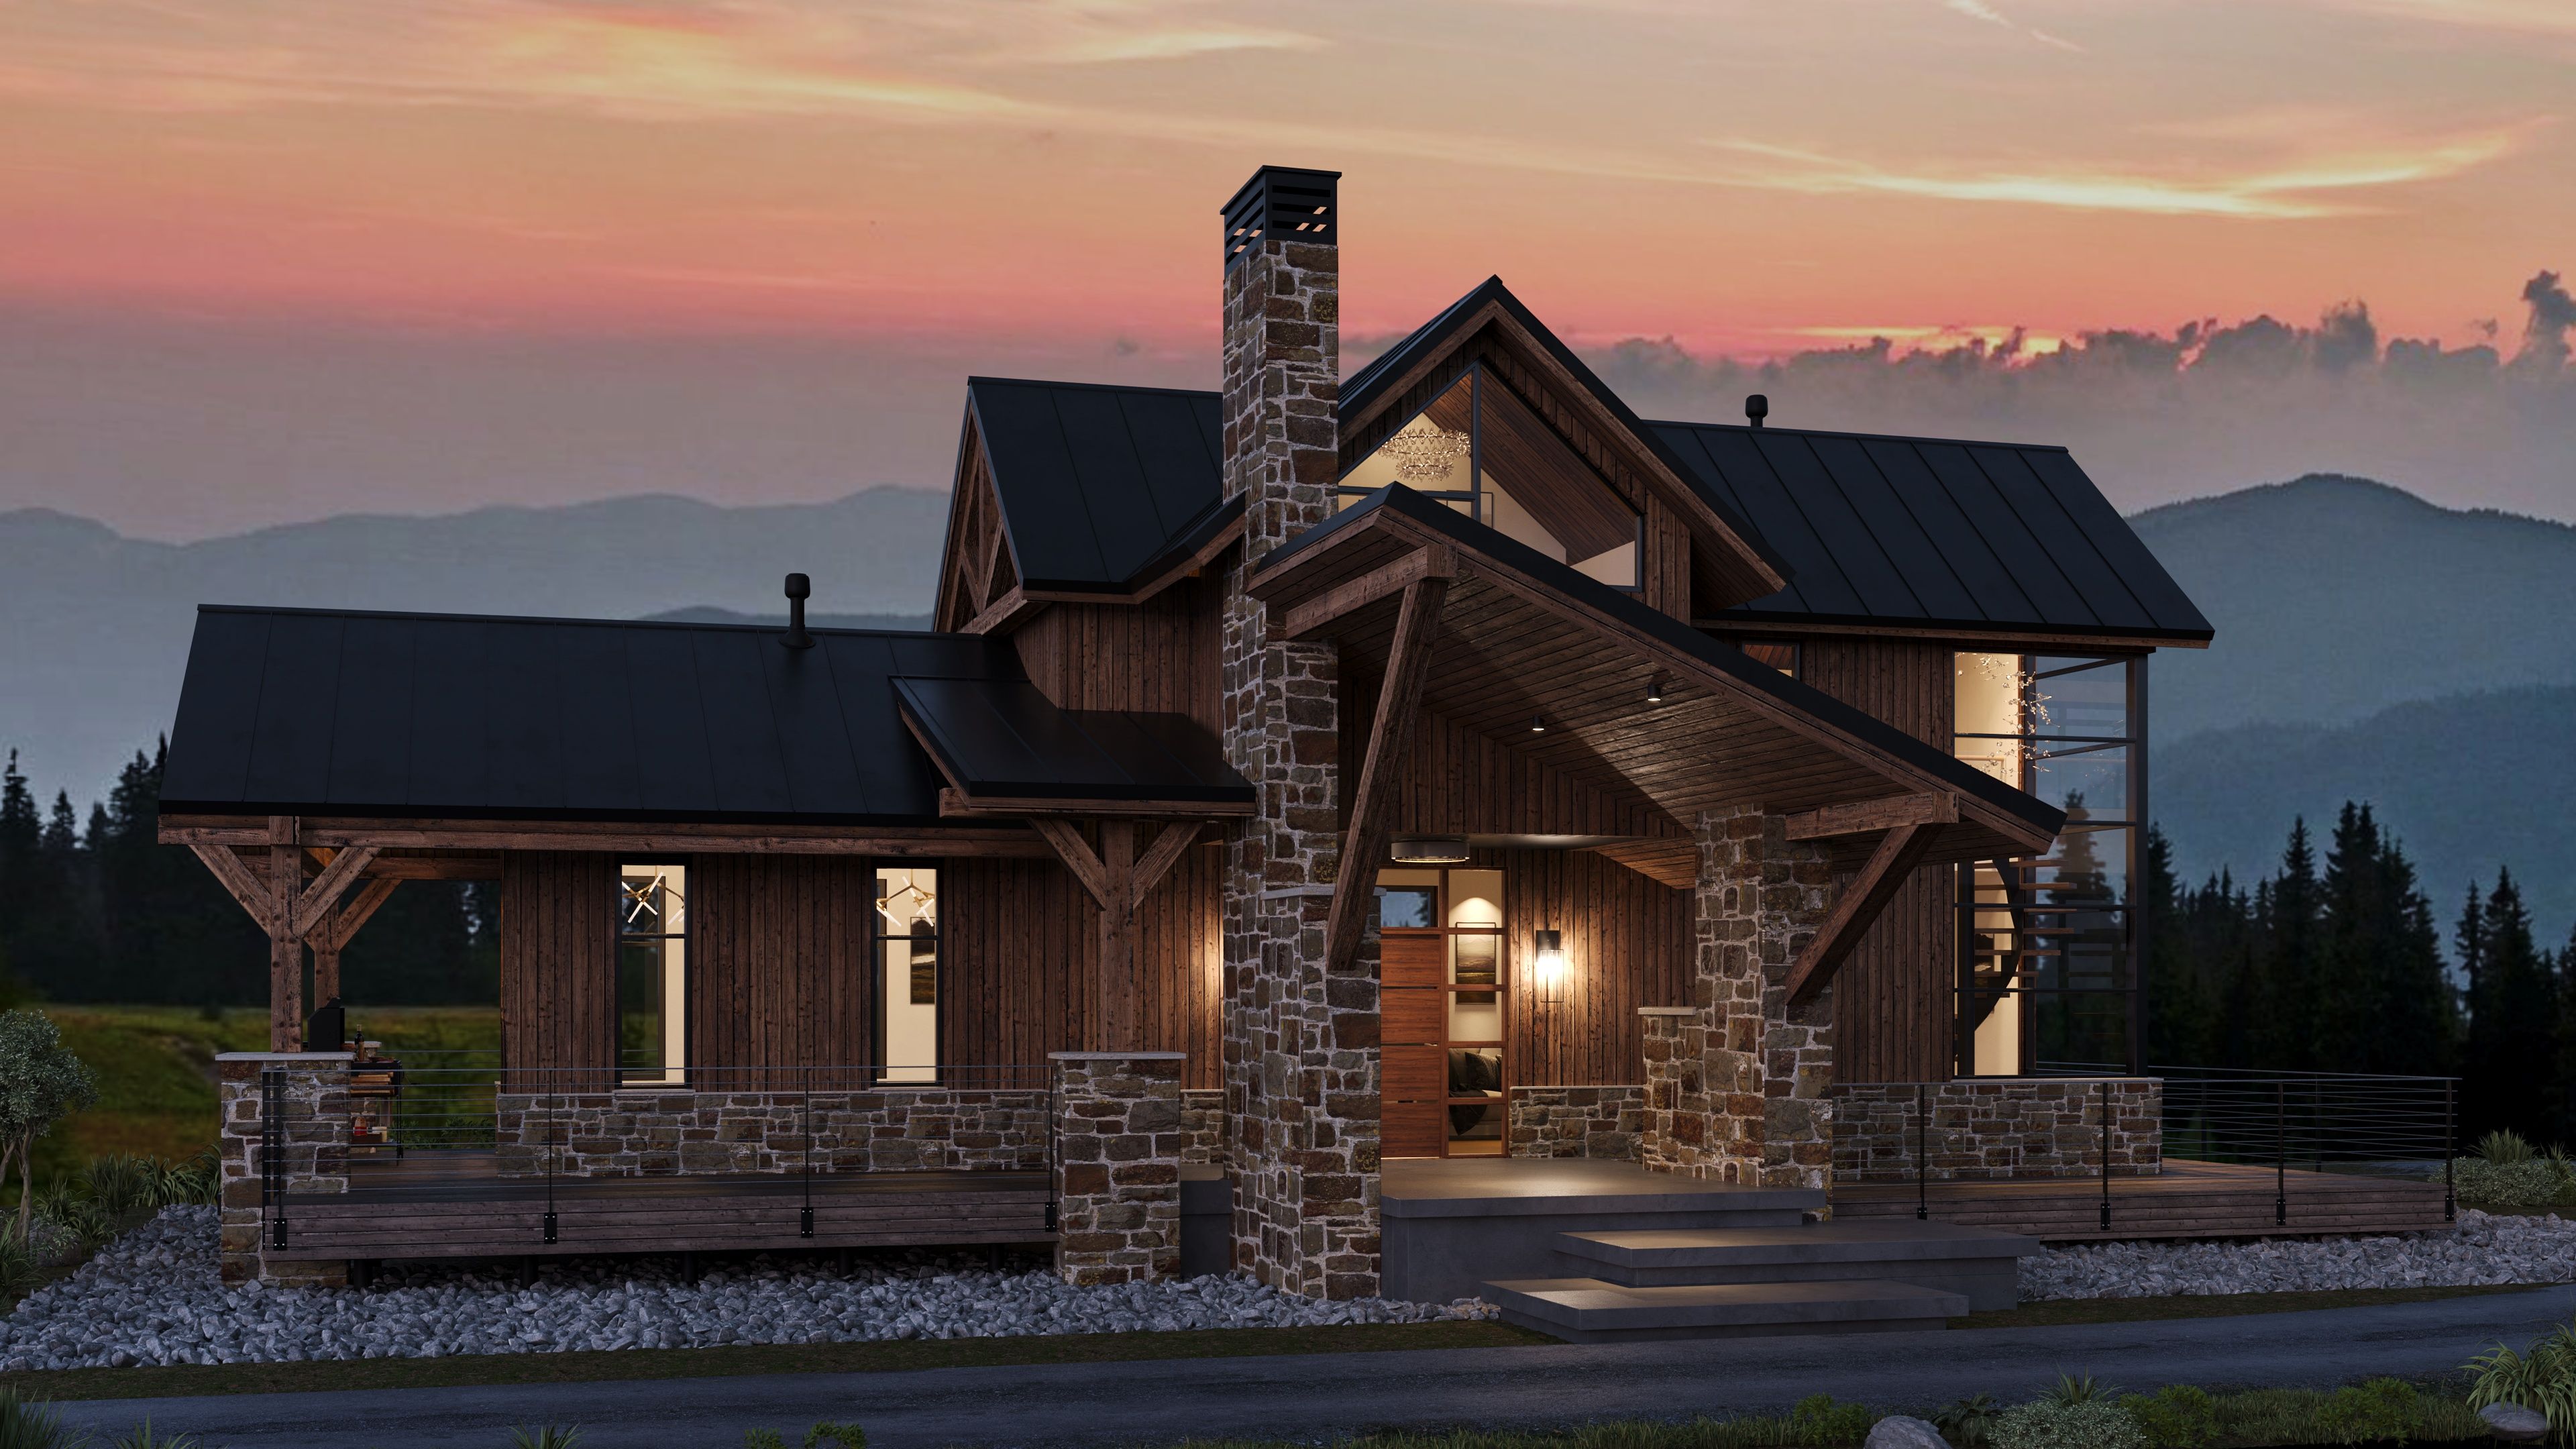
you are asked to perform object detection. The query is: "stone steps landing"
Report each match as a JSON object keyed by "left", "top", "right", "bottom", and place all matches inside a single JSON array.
[
  {"left": 1554, "top": 1220, "right": 2036, "bottom": 1311},
  {"left": 1483, "top": 1277, "right": 1969, "bottom": 1343}
]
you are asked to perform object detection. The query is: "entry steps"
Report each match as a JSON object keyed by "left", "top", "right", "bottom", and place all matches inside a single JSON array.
[{"left": 1483, "top": 1219, "right": 2037, "bottom": 1342}]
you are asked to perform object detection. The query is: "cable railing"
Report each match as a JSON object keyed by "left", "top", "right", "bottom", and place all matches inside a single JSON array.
[{"left": 2153, "top": 1064, "right": 2458, "bottom": 1223}]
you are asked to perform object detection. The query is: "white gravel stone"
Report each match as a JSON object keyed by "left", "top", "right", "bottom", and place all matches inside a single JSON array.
[
  {"left": 2021, "top": 1209, "right": 2576, "bottom": 1300},
  {"left": 0, "top": 1207, "right": 1495, "bottom": 1372}
]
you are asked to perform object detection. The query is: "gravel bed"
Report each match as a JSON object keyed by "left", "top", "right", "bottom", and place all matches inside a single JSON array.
[
  {"left": 0, "top": 1208, "right": 1493, "bottom": 1371},
  {"left": 2023, "top": 1209, "right": 2576, "bottom": 1299}
]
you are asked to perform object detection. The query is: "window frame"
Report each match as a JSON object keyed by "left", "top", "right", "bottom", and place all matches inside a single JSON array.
[
  {"left": 871, "top": 861, "right": 944, "bottom": 1085},
  {"left": 612, "top": 858, "right": 692, "bottom": 1087}
]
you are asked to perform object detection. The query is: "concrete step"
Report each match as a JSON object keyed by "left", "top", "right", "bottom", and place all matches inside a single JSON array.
[
  {"left": 1554, "top": 1221, "right": 2037, "bottom": 1310},
  {"left": 1485, "top": 1276, "right": 1970, "bottom": 1343}
]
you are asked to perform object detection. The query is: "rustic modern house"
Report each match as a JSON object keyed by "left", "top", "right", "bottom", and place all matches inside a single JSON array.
[{"left": 160, "top": 168, "right": 2451, "bottom": 1338}]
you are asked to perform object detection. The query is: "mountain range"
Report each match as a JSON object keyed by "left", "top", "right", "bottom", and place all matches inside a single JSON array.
[{"left": 0, "top": 472, "right": 2566, "bottom": 941}]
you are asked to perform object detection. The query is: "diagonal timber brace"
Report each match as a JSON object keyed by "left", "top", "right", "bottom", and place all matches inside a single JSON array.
[{"left": 1782, "top": 820, "right": 1942, "bottom": 1007}]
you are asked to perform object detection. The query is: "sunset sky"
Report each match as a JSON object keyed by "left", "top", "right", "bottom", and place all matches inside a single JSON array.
[{"left": 3, "top": 0, "right": 2571, "bottom": 537}]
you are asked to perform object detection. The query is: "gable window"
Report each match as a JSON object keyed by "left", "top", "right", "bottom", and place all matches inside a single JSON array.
[
  {"left": 876, "top": 865, "right": 940, "bottom": 1083},
  {"left": 617, "top": 863, "right": 688, "bottom": 1084},
  {"left": 1336, "top": 364, "right": 1642, "bottom": 590},
  {"left": 1953, "top": 652, "right": 2143, "bottom": 1077}
]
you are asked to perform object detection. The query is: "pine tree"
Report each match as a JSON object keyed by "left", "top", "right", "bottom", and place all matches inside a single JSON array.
[
  {"left": 2255, "top": 819, "right": 2322, "bottom": 1069},
  {"left": 2474, "top": 870, "right": 2556, "bottom": 1142}
]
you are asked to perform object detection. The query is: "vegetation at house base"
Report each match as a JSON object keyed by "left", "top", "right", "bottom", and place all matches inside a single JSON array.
[
  {"left": 0, "top": 1012, "right": 99, "bottom": 1247},
  {"left": 2467, "top": 1316, "right": 2576, "bottom": 1439}
]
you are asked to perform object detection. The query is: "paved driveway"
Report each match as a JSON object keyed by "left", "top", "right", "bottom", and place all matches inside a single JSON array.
[{"left": 58, "top": 1286, "right": 2576, "bottom": 1449}]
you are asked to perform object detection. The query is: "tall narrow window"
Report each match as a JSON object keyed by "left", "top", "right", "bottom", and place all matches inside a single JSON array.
[
  {"left": 617, "top": 863, "right": 687, "bottom": 1083},
  {"left": 875, "top": 866, "right": 939, "bottom": 1083}
]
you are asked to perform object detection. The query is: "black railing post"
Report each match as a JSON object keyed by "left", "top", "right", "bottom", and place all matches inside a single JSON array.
[
  {"left": 1915, "top": 1083, "right": 1929, "bottom": 1221},
  {"left": 800, "top": 1065, "right": 815, "bottom": 1239},
  {"left": 543, "top": 1087, "right": 559, "bottom": 1246},
  {"left": 2445, "top": 1078, "right": 2457, "bottom": 1223},
  {"left": 2098, "top": 1079, "right": 2112, "bottom": 1232},
  {"left": 2274, "top": 1081, "right": 2288, "bottom": 1227},
  {"left": 262, "top": 1065, "right": 288, "bottom": 1251}
]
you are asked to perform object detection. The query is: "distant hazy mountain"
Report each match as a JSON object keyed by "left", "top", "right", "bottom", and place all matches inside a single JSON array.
[
  {"left": 0, "top": 488, "right": 947, "bottom": 803},
  {"left": 2156, "top": 685, "right": 2576, "bottom": 945},
  {"left": 2133, "top": 476, "right": 2576, "bottom": 739}
]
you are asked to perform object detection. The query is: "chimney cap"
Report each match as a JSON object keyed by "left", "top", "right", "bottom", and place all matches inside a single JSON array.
[
  {"left": 1222, "top": 165, "right": 1344, "bottom": 268},
  {"left": 1745, "top": 394, "right": 1769, "bottom": 428},
  {"left": 784, "top": 572, "right": 811, "bottom": 600},
  {"left": 781, "top": 572, "right": 814, "bottom": 649}
]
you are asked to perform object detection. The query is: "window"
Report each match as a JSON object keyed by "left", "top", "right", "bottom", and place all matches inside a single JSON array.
[
  {"left": 1335, "top": 365, "right": 1642, "bottom": 590},
  {"left": 617, "top": 864, "right": 687, "bottom": 1084},
  {"left": 1953, "top": 653, "right": 2144, "bottom": 1076},
  {"left": 1379, "top": 866, "right": 1509, "bottom": 1157},
  {"left": 875, "top": 866, "right": 939, "bottom": 1083}
]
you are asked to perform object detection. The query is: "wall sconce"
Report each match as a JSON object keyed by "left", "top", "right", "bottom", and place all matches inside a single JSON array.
[
  {"left": 1646, "top": 676, "right": 1666, "bottom": 706},
  {"left": 1533, "top": 928, "right": 1567, "bottom": 983},
  {"left": 1529, "top": 715, "right": 1547, "bottom": 734}
]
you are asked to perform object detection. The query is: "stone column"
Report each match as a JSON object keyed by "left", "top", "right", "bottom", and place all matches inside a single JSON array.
[
  {"left": 1051, "top": 1052, "right": 1185, "bottom": 1285},
  {"left": 215, "top": 1052, "right": 352, "bottom": 1287},
  {"left": 1216, "top": 166, "right": 1379, "bottom": 1299},
  {"left": 1637, "top": 808, "right": 1837, "bottom": 1190}
]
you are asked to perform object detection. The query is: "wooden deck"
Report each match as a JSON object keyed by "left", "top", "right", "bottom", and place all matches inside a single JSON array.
[
  {"left": 1834, "top": 1159, "right": 2453, "bottom": 1242},
  {"left": 270, "top": 1152, "right": 1055, "bottom": 1264}
]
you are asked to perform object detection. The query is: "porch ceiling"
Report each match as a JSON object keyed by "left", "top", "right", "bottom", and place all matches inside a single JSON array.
[{"left": 1249, "top": 486, "right": 2063, "bottom": 869}]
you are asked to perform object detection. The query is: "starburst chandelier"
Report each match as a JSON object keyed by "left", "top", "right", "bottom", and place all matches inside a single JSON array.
[{"left": 1379, "top": 421, "right": 1470, "bottom": 484}]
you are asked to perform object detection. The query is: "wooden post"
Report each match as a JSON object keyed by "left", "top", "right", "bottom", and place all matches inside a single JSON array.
[
  {"left": 307, "top": 877, "right": 399, "bottom": 1017},
  {"left": 1322, "top": 576, "right": 1448, "bottom": 979},
  {"left": 266, "top": 815, "right": 303, "bottom": 1051},
  {"left": 1033, "top": 818, "right": 1202, "bottom": 1053}
]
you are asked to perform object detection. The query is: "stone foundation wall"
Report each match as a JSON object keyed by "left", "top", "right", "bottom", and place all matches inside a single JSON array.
[
  {"left": 215, "top": 1053, "right": 353, "bottom": 1287},
  {"left": 1053, "top": 1053, "right": 1185, "bottom": 1285},
  {"left": 492, "top": 1088, "right": 1051, "bottom": 1177},
  {"left": 1506, "top": 1085, "right": 1645, "bottom": 1159},
  {"left": 1832, "top": 1079, "right": 2163, "bottom": 1181}
]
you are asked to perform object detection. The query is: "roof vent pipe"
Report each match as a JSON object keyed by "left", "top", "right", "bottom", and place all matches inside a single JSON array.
[
  {"left": 1745, "top": 394, "right": 1768, "bottom": 429},
  {"left": 782, "top": 573, "right": 815, "bottom": 649}
]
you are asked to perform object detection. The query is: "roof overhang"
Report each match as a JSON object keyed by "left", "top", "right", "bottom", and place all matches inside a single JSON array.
[
  {"left": 893, "top": 677, "right": 1255, "bottom": 819},
  {"left": 1250, "top": 486, "right": 2065, "bottom": 867}
]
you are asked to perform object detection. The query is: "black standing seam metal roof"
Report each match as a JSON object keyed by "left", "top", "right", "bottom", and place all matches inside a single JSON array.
[
  {"left": 893, "top": 678, "right": 1252, "bottom": 804},
  {"left": 160, "top": 606, "right": 1224, "bottom": 823},
  {"left": 965, "top": 376, "right": 1232, "bottom": 592},
  {"left": 1648, "top": 421, "right": 2212, "bottom": 641},
  {"left": 1335, "top": 276, "right": 1792, "bottom": 586},
  {"left": 1260, "top": 484, "right": 2068, "bottom": 843}
]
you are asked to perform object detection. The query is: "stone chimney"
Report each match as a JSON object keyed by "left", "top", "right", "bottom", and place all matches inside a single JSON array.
[{"left": 1216, "top": 166, "right": 1379, "bottom": 1300}]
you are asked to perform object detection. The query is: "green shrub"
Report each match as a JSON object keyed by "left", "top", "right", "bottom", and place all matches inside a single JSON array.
[
  {"left": 744, "top": 1433, "right": 787, "bottom": 1449},
  {"left": 0, "top": 1230, "right": 38, "bottom": 1301},
  {"left": 107, "top": 1420, "right": 195, "bottom": 1449},
  {"left": 83, "top": 1156, "right": 154, "bottom": 1218},
  {"left": 506, "top": 1428, "right": 580, "bottom": 1449},
  {"left": 2311, "top": 1378, "right": 2416, "bottom": 1444},
  {"left": 1933, "top": 1393, "right": 2002, "bottom": 1449},
  {"left": 2049, "top": 1373, "right": 2119, "bottom": 1405},
  {"left": 2410, "top": 1389, "right": 2489, "bottom": 1442},
  {"left": 0, "top": 1387, "right": 85, "bottom": 1449},
  {"left": 1786, "top": 1395, "right": 1875, "bottom": 1446},
  {"left": 2119, "top": 1385, "right": 2217, "bottom": 1448},
  {"left": 2454, "top": 1155, "right": 2576, "bottom": 1210},
  {"left": 2479, "top": 1130, "right": 2540, "bottom": 1163},
  {"left": 2470, "top": 1318, "right": 2576, "bottom": 1437},
  {"left": 804, "top": 1426, "right": 865, "bottom": 1449},
  {"left": 1992, "top": 1399, "right": 2144, "bottom": 1449}
]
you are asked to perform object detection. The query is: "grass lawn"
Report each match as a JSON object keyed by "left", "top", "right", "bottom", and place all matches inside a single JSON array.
[
  {"left": 28, "top": 1004, "right": 501, "bottom": 1181},
  {"left": 1956, "top": 1281, "right": 2544, "bottom": 1328}
]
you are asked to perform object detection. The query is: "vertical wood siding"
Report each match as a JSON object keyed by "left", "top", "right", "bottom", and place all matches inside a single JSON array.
[
  {"left": 499, "top": 851, "right": 615, "bottom": 1087},
  {"left": 1799, "top": 639, "right": 1959, "bottom": 1083},
  {"left": 1496, "top": 847, "right": 1690, "bottom": 1087},
  {"left": 686, "top": 855, "right": 875, "bottom": 1079},
  {"left": 1381, "top": 704, "right": 1682, "bottom": 838},
  {"left": 941, "top": 845, "right": 1224, "bottom": 1089},
  {"left": 1010, "top": 578, "right": 1224, "bottom": 735}
]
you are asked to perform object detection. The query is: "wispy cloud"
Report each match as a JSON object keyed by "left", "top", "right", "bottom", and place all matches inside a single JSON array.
[
  {"left": 2310, "top": 0, "right": 2576, "bottom": 38},
  {"left": 1941, "top": 0, "right": 2084, "bottom": 52}
]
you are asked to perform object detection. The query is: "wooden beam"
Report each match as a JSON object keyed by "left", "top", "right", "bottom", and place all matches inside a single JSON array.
[
  {"left": 1324, "top": 576, "right": 1450, "bottom": 979},
  {"left": 267, "top": 815, "right": 303, "bottom": 1051},
  {"left": 1095, "top": 820, "right": 1138, "bottom": 1052},
  {"left": 1784, "top": 821, "right": 1942, "bottom": 1007},
  {"left": 189, "top": 843, "right": 275, "bottom": 928},
  {"left": 160, "top": 815, "right": 1054, "bottom": 858},
  {"left": 938, "top": 787, "right": 1254, "bottom": 820},
  {"left": 289, "top": 845, "right": 382, "bottom": 938},
  {"left": 1028, "top": 818, "right": 1116, "bottom": 910},
  {"left": 1280, "top": 544, "right": 1456, "bottom": 641},
  {"left": 1697, "top": 618, "right": 2200, "bottom": 652},
  {"left": 1581, "top": 838, "right": 1699, "bottom": 890},
  {"left": 1128, "top": 820, "right": 1200, "bottom": 908},
  {"left": 961, "top": 584, "right": 1045, "bottom": 637},
  {"left": 1785, "top": 792, "right": 1957, "bottom": 841},
  {"left": 308, "top": 876, "right": 400, "bottom": 1010}
]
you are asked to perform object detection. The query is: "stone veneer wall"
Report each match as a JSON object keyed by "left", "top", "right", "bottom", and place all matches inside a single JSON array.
[
  {"left": 1179, "top": 1088, "right": 1227, "bottom": 1166},
  {"left": 1052, "top": 1053, "right": 1184, "bottom": 1285},
  {"left": 1218, "top": 208, "right": 1381, "bottom": 1299},
  {"left": 492, "top": 1089, "right": 1050, "bottom": 1177},
  {"left": 215, "top": 1053, "right": 352, "bottom": 1287},
  {"left": 1640, "top": 808, "right": 1837, "bottom": 1189},
  {"left": 1506, "top": 1086, "right": 1646, "bottom": 1159},
  {"left": 1833, "top": 1079, "right": 2163, "bottom": 1181}
]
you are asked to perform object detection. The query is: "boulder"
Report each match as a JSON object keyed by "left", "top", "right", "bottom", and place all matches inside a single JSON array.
[
  {"left": 1866, "top": 1415, "right": 1952, "bottom": 1449},
  {"left": 2481, "top": 1401, "right": 2551, "bottom": 1444}
]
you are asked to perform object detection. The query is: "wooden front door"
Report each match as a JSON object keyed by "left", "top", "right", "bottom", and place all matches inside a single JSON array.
[{"left": 1379, "top": 867, "right": 1507, "bottom": 1158}]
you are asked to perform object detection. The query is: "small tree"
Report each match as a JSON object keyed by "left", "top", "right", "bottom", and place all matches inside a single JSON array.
[{"left": 0, "top": 1009, "right": 98, "bottom": 1242}]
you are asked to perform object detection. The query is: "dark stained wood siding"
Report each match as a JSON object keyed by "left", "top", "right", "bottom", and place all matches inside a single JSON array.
[
  {"left": 499, "top": 851, "right": 615, "bottom": 1086},
  {"left": 1010, "top": 576, "right": 1223, "bottom": 734},
  {"left": 1496, "top": 847, "right": 1690, "bottom": 1087},
  {"left": 686, "top": 855, "right": 875, "bottom": 1080},
  {"left": 1376, "top": 703, "right": 1683, "bottom": 839},
  {"left": 941, "top": 844, "right": 1223, "bottom": 1089},
  {"left": 1798, "top": 639, "right": 1957, "bottom": 1083}
]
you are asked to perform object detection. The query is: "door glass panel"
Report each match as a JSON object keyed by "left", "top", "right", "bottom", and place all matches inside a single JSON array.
[
  {"left": 1377, "top": 868, "right": 1440, "bottom": 929},
  {"left": 1449, "top": 990, "right": 1503, "bottom": 1043}
]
